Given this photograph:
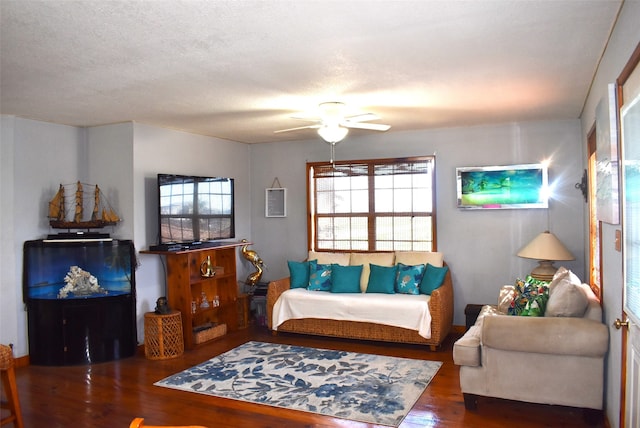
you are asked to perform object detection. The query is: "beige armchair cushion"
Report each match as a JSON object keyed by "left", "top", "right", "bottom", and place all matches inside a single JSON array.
[
  {"left": 452, "top": 325, "right": 481, "bottom": 366},
  {"left": 545, "top": 267, "right": 589, "bottom": 317},
  {"left": 482, "top": 315, "right": 609, "bottom": 357}
]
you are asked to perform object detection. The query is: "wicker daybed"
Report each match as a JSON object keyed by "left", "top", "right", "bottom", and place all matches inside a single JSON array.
[{"left": 266, "top": 261, "right": 454, "bottom": 350}]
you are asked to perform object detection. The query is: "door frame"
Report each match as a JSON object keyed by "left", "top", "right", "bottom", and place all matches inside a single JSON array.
[{"left": 616, "top": 41, "right": 640, "bottom": 428}]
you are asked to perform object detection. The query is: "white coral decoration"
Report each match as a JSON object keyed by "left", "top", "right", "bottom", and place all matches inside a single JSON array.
[{"left": 58, "top": 265, "right": 107, "bottom": 298}]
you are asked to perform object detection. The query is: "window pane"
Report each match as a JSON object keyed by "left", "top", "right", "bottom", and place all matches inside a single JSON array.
[
  {"left": 376, "top": 217, "right": 393, "bottom": 240},
  {"left": 393, "top": 217, "right": 412, "bottom": 241},
  {"left": 334, "top": 191, "right": 351, "bottom": 213},
  {"left": 376, "top": 175, "right": 393, "bottom": 189},
  {"left": 375, "top": 189, "right": 393, "bottom": 212},
  {"left": 351, "top": 217, "right": 368, "bottom": 240},
  {"left": 394, "top": 189, "right": 412, "bottom": 212},
  {"left": 413, "top": 189, "right": 431, "bottom": 212},
  {"left": 334, "top": 217, "right": 351, "bottom": 240},
  {"left": 352, "top": 190, "right": 369, "bottom": 212},
  {"left": 334, "top": 176, "right": 352, "bottom": 191}
]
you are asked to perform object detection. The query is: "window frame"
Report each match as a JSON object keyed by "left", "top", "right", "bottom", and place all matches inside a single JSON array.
[{"left": 306, "top": 156, "right": 437, "bottom": 253}]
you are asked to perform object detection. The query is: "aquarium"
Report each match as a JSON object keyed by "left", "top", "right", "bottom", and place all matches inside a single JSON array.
[{"left": 23, "top": 239, "right": 135, "bottom": 300}]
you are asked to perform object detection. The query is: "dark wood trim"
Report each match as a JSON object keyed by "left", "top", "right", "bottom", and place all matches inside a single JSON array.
[
  {"left": 615, "top": 40, "right": 640, "bottom": 428},
  {"left": 616, "top": 42, "right": 640, "bottom": 88},
  {"left": 306, "top": 156, "right": 437, "bottom": 252}
]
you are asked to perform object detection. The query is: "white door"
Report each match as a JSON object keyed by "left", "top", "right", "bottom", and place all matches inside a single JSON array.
[{"left": 620, "top": 58, "right": 640, "bottom": 428}]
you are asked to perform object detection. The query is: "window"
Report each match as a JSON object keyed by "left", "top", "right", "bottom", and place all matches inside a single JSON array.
[{"left": 307, "top": 156, "right": 436, "bottom": 252}]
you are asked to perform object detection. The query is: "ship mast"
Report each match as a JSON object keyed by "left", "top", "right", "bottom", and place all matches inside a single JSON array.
[
  {"left": 73, "top": 181, "right": 83, "bottom": 223},
  {"left": 92, "top": 185, "right": 100, "bottom": 221}
]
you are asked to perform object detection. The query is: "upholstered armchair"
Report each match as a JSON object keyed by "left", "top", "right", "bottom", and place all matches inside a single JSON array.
[{"left": 453, "top": 268, "right": 608, "bottom": 420}]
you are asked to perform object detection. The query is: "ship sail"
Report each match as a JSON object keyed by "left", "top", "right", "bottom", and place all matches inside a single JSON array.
[
  {"left": 48, "top": 181, "right": 120, "bottom": 230},
  {"left": 48, "top": 184, "right": 65, "bottom": 220}
]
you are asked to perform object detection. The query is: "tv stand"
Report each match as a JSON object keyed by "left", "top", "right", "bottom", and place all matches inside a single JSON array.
[{"left": 141, "top": 242, "right": 244, "bottom": 349}]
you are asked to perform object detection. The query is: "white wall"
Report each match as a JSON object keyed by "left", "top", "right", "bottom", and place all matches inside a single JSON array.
[
  {"left": 249, "top": 119, "right": 585, "bottom": 326},
  {"left": 579, "top": 1, "right": 640, "bottom": 426},
  {"left": 132, "top": 123, "right": 252, "bottom": 342},
  {"left": 0, "top": 119, "right": 253, "bottom": 354},
  {"left": 0, "top": 117, "right": 84, "bottom": 356}
]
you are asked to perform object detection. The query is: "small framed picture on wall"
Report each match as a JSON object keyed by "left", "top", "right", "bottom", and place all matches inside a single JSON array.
[{"left": 265, "top": 188, "right": 287, "bottom": 217}]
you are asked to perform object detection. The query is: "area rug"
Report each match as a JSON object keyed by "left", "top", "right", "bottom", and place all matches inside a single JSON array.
[{"left": 155, "top": 341, "right": 442, "bottom": 427}]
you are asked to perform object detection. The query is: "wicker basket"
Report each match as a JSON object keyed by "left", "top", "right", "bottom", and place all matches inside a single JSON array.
[
  {"left": 0, "top": 344, "right": 15, "bottom": 370},
  {"left": 193, "top": 323, "right": 227, "bottom": 344},
  {"left": 144, "top": 311, "right": 184, "bottom": 360}
]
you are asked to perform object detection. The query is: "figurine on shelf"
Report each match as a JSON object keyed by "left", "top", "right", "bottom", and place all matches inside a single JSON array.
[
  {"left": 200, "top": 291, "right": 210, "bottom": 309},
  {"left": 241, "top": 239, "right": 266, "bottom": 287},
  {"left": 154, "top": 296, "right": 171, "bottom": 314}
]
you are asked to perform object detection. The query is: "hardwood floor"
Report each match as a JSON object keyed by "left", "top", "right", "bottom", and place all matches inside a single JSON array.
[{"left": 12, "top": 325, "right": 606, "bottom": 427}]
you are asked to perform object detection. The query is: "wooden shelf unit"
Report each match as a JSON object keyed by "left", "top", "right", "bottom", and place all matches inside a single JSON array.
[{"left": 141, "top": 242, "right": 243, "bottom": 350}]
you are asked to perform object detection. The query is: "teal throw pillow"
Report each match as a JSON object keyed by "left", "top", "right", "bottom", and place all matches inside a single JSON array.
[
  {"left": 288, "top": 259, "right": 316, "bottom": 289},
  {"left": 308, "top": 262, "right": 332, "bottom": 291},
  {"left": 330, "top": 264, "right": 363, "bottom": 293},
  {"left": 366, "top": 264, "right": 397, "bottom": 294},
  {"left": 419, "top": 263, "right": 449, "bottom": 295},
  {"left": 395, "top": 263, "right": 425, "bottom": 295}
]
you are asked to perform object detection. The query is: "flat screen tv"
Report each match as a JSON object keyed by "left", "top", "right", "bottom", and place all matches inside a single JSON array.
[
  {"left": 157, "top": 174, "right": 235, "bottom": 245},
  {"left": 456, "top": 163, "right": 549, "bottom": 209}
]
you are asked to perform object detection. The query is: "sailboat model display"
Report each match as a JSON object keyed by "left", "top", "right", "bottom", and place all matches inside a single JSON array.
[{"left": 48, "top": 182, "right": 120, "bottom": 229}]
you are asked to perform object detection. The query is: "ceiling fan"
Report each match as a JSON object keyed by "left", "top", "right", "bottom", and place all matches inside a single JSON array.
[{"left": 274, "top": 102, "right": 391, "bottom": 163}]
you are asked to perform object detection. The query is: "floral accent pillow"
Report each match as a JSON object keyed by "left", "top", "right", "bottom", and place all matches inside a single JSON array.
[{"left": 507, "top": 276, "right": 550, "bottom": 317}]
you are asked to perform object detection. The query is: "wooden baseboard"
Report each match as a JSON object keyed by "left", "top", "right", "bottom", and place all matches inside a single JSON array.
[
  {"left": 14, "top": 354, "right": 29, "bottom": 368},
  {"left": 451, "top": 325, "right": 466, "bottom": 335}
]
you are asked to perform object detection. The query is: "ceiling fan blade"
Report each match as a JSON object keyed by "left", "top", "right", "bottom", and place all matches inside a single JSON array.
[
  {"left": 344, "top": 113, "right": 379, "bottom": 123},
  {"left": 289, "top": 115, "right": 322, "bottom": 122},
  {"left": 341, "top": 121, "right": 391, "bottom": 131},
  {"left": 274, "top": 124, "right": 321, "bottom": 134}
]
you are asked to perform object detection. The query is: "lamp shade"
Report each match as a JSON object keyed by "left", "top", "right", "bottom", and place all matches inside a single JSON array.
[
  {"left": 517, "top": 231, "right": 574, "bottom": 261},
  {"left": 317, "top": 125, "right": 348, "bottom": 143},
  {"left": 517, "top": 231, "right": 574, "bottom": 281}
]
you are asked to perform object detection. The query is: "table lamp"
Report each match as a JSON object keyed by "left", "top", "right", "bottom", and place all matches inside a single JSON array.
[{"left": 517, "top": 231, "right": 574, "bottom": 281}]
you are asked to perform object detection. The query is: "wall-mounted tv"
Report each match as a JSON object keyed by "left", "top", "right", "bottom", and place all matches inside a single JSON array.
[
  {"left": 456, "top": 163, "right": 549, "bottom": 210},
  {"left": 157, "top": 174, "right": 235, "bottom": 245}
]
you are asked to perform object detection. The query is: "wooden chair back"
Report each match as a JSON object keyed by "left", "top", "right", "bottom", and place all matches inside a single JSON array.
[{"left": 129, "top": 417, "right": 208, "bottom": 428}]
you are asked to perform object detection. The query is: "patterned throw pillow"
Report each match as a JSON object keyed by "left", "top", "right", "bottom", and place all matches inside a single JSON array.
[
  {"left": 395, "top": 263, "right": 425, "bottom": 295},
  {"left": 308, "top": 262, "right": 332, "bottom": 291},
  {"left": 507, "top": 276, "right": 550, "bottom": 316}
]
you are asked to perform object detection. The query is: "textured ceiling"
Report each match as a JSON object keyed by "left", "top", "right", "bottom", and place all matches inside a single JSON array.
[{"left": 0, "top": 1, "right": 622, "bottom": 144}]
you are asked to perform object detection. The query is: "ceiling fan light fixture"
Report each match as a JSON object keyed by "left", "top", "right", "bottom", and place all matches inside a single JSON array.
[{"left": 317, "top": 125, "right": 348, "bottom": 143}]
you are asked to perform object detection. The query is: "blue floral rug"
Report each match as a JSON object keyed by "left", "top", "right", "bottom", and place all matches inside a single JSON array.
[{"left": 154, "top": 341, "right": 441, "bottom": 427}]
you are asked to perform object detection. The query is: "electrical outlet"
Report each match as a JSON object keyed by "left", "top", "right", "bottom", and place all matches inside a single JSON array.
[{"left": 615, "top": 229, "right": 622, "bottom": 252}]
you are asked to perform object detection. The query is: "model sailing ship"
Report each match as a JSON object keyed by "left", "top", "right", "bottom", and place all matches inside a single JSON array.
[{"left": 48, "top": 181, "right": 120, "bottom": 229}]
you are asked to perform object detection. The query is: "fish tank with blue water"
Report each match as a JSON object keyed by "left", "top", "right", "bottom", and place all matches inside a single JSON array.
[{"left": 23, "top": 239, "right": 136, "bottom": 301}]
